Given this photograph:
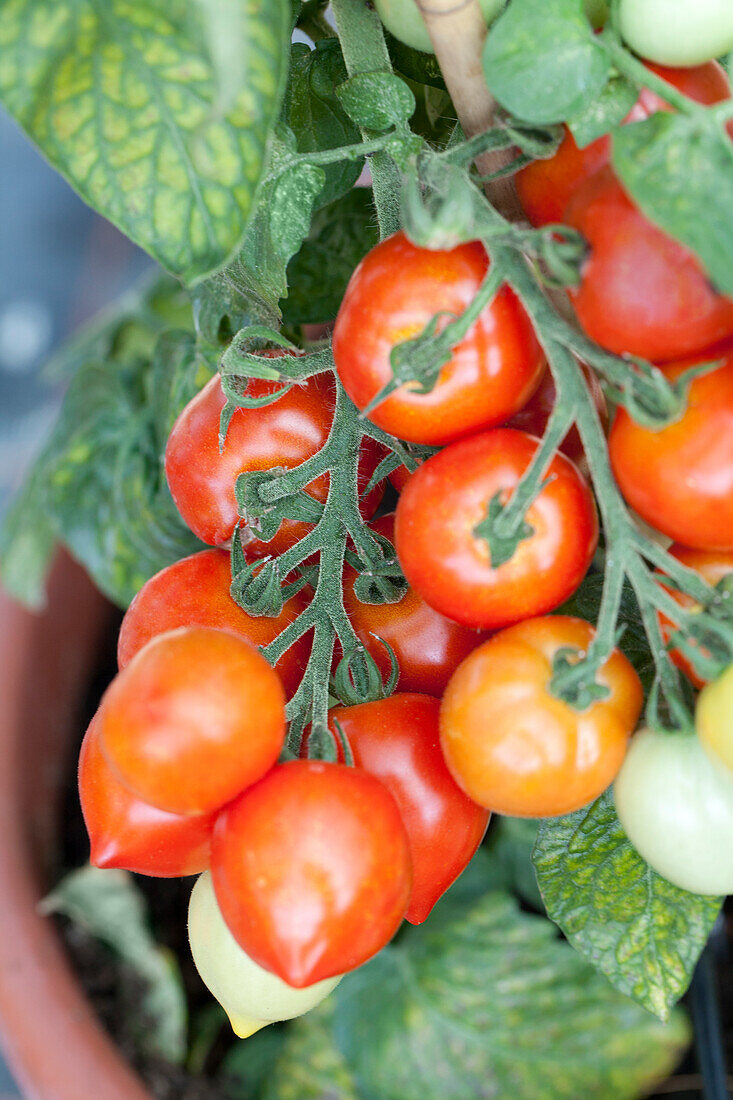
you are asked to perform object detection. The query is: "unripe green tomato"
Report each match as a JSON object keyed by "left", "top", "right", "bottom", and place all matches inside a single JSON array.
[
  {"left": 619, "top": 0, "right": 733, "bottom": 67},
  {"left": 188, "top": 873, "right": 341, "bottom": 1038},
  {"left": 614, "top": 727, "right": 733, "bottom": 895},
  {"left": 374, "top": 0, "right": 506, "bottom": 54},
  {"left": 696, "top": 662, "right": 733, "bottom": 775}
]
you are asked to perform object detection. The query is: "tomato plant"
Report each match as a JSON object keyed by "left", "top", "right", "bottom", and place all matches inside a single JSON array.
[
  {"left": 98, "top": 626, "right": 286, "bottom": 816},
  {"left": 566, "top": 168, "right": 733, "bottom": 362},
  {"left": 516, "top": 60, "right": 732, "bottom": 227},
  {"left": 340, "top": 513, "right": 488, "bottom": 696},
  {"left": 440, "top": 616, "right": 642, "bottom": 816},
  {"left": 609, "top": 348, "right": 733, "bottom": 550},
  {"left": 394, "top": 429, "right": 598, "bottom": 629},
  {"left": 327, "top": 694, "right": 490, "bottom": 923},
  {"left": 619, "top": 0, "right": 733, "bottom": 67},
  {"left": 614, "top": 727, "right": 733, "bottom": 895},
  {"left": 188, "top": 872, "right": 341, "bottom": 1038},
  {"left": 79, "top": 716, "right": 215, "bottom": 878},
  {"left": 332, "top": 232, "right": 545, "bottom": 445},
  {"left": 117, "top": 548, "right": 311, "bottom": 696},
  {"left": 211, "top": 760, "right": 412, "bottom": 987},
  {"left": 6, "top": 0, "right": 733, "bottom": 1069},
  {"left": 165, "top": 370, "right": 383, "bottom": 556}
]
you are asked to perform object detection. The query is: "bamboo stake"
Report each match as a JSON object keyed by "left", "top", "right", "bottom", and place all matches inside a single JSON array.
[{"left": 416, "top": 0, "right": 523, "bottom": 221}]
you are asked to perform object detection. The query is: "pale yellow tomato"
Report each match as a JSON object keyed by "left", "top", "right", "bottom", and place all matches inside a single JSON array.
[
  {"left": 188, "top": 873, "right": 341, "bottom": 1038},
  {"left": 696, "top": 662, "right": 733, "bottom": 775}
]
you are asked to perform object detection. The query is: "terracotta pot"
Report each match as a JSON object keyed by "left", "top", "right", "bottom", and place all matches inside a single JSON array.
[{"left": 0, "top": 555, "right": 152, "bottom": 1100}]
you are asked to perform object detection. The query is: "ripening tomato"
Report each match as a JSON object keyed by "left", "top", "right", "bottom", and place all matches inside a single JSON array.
[
  {"left": 79, "top": 716, "right": 215, "bottom": 877},
  {"left": 696, "top": 662, "right": 733, "bottom": 778},
  {"left": 340, "top": 514, "right": 488, "bottom": 695},
  {"left": 332, "top": 232, "right": 545, "bottom": 446},
  {"left": 394, "top": 429, "right": 598, "bottom": 630},
  {"left": 165, "top": 369, "right": 383, "bottom": 556},
  {"left": 440, "top": 616, "right": 643, "bottom": 816},
  {"left": 327, "top": 696, "right": 489, "bottom": 924},
  {"left": 565, "top": 169, "right": 733, "bottom": 361},
  {"left": 188, "top": 873, "right": 341, "bottom": 1038},
  {"left": 117, "top": 549, "right": 311, "bottom": 697},
  {"left": 516, "top": 60, "right": 732, "bottom": 227},
  {"left": 98, "top": 627, "right": 286, "bottom": 816},
  {"left": 658, "top": 545, "right": 733, "bottom": 688},
  {"left": 211, "top": 760, "right": 411, "bottom": 987},
  {"left": 609, "top": 348, "right": 733, "bottom": 550},
  {"left": 619, "top": 0, "right": 733, "bottom": 68},
  {"left": 614, "top": 727, "right": 733, "bottom": 895}
]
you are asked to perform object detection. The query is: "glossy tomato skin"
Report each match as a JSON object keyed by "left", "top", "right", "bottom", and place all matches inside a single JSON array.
[
  {"left": 394, "top": 429, "right": 599, "bottom": 630},
  {"left": 341, "top": 514, "right": 488, "bottom": 695},
  {"left": 566, "top": 169, "right": 733, "bottom": 361},
  {"left": 99, "top": 626, "right": 286, "bottom": 816},
  {"left": 658, "top": 545, "right": 733, "bottom": 688},
  {"left": 188, "top": 873, "right": 341, "bottom": 1038},
  {"left": 614, "top": 727, "right": 733, "bottom": 894},
  {"left": 165, "top": 370, "right": 383, "bottom": 556},
  {"left": 696, "top": 663, "right": 733, "bottom": 778},
  {"left": 516, "top": 60, "right": 732, "bottom": 227},
  {"left": 211, "top": 760, "right": 412, "bottom": 987},
  {"left": 79, "top": 716, "right": 215, "bottom": 877},
  {"left": 332, "top": 232, "right": 545, "bottom": 446},
  {"left": 117, "top": 549, "right": 311, "bottom": 697},
  {"left": 440, "top": 616, "right": 643, "bottom": 816},
  {"left": 609, "top": 348, "right": 733, "bottom": 550},
  {"left": 328, "top": 696, "right": 490, "bottom": 924}
]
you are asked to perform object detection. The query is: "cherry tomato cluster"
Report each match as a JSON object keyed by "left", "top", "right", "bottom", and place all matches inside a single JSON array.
[{"left": 78, "top": 48, "right": 733, "bottom": 1033}]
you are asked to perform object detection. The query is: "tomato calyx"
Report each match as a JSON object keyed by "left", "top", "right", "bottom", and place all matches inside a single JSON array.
[
  {"left": 473, "top": 489, "right": 537, "bottom": 568},
  {"left": 548, "top": 645, "right": 613, "bottom": 710},
  {"left": 332, "top": 637, "right": 400, "bottom": 708}
]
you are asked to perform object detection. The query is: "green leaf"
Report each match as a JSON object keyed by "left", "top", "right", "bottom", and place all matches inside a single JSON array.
[
  {"left": 282, "top": 189, "right": 379, "bottom": 325},
  {"left": 568, "top": 73, "right": 638, "bottom": 148},
  {"left": 220, "top": 1024, "right": 289, "bottom": 1099},
  {"left": 612, "top": 111, "right": 733, "bottom": 296},
  {"left": 42, "top": 867, "right": 187, "bottom": 1065},
  {"left": 483, "top": 0, "right": 610, "bottom": 124},
  {"left": 337, "top": 73, "right": 416, "bottom": 132},
  {"left": 32, "top": 331, "right": 207, "bottom": 607},
  {"left": 0, "top": 464, "right": 57, "bottom": 609},
  {"left": 533, "top": 791, "right": 722, "bottom": 1020},
  {"left": 261, "top": 1008, "right": 360, "bottom": 1100},
  {"left": 383, "top": 30, "right": 446, "bottom": 91},
  {"left": 284, "top": 40, "right": 363, "bottom": 208},
  {"left": 0, "top": 0, "right": 290, "bottom": 284},
  {"left": 487, "top": 817, "right": 544, "bottom": 911},
  {"left": 331, "top": 890, "right": 687, "bottom": 1100}
]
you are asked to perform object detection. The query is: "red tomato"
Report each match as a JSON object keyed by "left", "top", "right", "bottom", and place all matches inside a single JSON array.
[
  {"left": 327, "top": 695, "right": 490, "bottom": 924},
  {"left": 609, "top": 347, "right": 733, "bottom": 549},
  {"left": 565, "top": 168, "right": 733, "bottom": 361},
  {"left": 339, "top": 514, "right": 488, "bottom": 695},
  {"left": 98, "top": 627, "right": 286, "bottom": 816},
  {"left": 516, "top": 60, "right": 732, "bottom": 227},
  {"left": 658, "top": 545, "right": 733, "bottom": 688},
  {"left": 79, "top": 716, "right": 214, "bottom": 877},
  {"left": 211, "top": 760, "right": 412, "bottom": 987},
  {"left": 440, "top": 616, "right": 643, "bottom": 816},
  {"left": 117, "top": 549, "right": 311, "bottom": 697},
  {"left": 505, "top": 364, "right": 607, "bottom": 468},
  {"left": 165, "top": 370, "right": 383, "bottom": 556},
  {"left": 332, "top": 232, "right": 545, "bottom": 446},
  {"left": 394, "top": 429, "right": 598, "bottom": 630}
]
